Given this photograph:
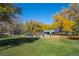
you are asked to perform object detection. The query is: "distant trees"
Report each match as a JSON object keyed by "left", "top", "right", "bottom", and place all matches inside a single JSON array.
[
  {"left": 40, "top": 24, "right": 52, "bottom": 31},
  {"left": 22, "top": 20, "right": 41, "bottom": 34},
  {"left": 21, "top": 20, "right": 52, "bottom": 34}
]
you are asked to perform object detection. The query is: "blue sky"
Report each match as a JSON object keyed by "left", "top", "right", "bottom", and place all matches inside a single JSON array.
[{"left": 14, "top": 3, "right": 70, "bottom": 24}]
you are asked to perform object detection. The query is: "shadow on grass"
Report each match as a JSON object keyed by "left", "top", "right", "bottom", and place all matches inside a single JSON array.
[
  {"left": 0, "top": 35, "right": 12, "bottom": 38},
  {"left": 0, "top": 37, "right": 40, "bottom": 51},
  {"left": 67, "top": 36, "right": 79, "bottom": 40}
]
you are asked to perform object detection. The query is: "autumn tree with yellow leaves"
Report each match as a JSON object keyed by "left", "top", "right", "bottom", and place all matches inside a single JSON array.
[
  {"left": 53, "top": 13, "right": 75, "bottom": 32},
  {"left": 52, "top": 4, "right": 78, "bottom": 33},
  {"left": 21, "top": 20, "right": 41, "bottom": 34}
]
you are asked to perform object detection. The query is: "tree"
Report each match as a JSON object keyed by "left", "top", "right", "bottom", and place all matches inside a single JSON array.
[
  {"left": 0, "top": 3, "right": 21, "bottom": 23},
  {"left": 72, "top": 19, "right": 79, "bottom": 35},
  {"left": 0, "top": 3, "right": 21, "bottom": 34},
  {"left": 52, "top": 4, "right": 79, "bottom": 33},
  {"left": 21, "top": 20, "right": 42, "bottom": 34},
  {"left": 40, "top": 24, "right": 51, "bottom": 31},
  {"left": 53, "top": 12, "right": 75, "bottom": 32}
]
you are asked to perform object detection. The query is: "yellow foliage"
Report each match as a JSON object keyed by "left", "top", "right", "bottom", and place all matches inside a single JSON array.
[
  {"left": 69, "top": 12, "right": 75, "bottom": 16},
  {"left": 53, "top": 13, "right": 75, "bottom": 32},
  {"left": 52, "top": 22, "right": 59, "bottom": 29},
  {"left": 41, "top": 24, "right": 50, "bottom": 30},
  {"left": 53, "top": 14, "right": 63, "bottom": 21},
  {"left": 63, "top": 19, "right": 75, "bottom": 32}
]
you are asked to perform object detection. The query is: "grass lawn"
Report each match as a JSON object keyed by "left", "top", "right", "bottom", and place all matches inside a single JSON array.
[{"left": 0, "top": 35, "right": 79, "bottom": 56}]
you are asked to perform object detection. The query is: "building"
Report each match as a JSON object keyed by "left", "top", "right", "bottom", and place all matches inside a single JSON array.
[{"left": 42, "top": 30, "right": 56, "bottom": 35}]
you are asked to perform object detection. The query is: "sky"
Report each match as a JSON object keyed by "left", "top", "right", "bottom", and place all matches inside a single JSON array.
[{"left": 14, "top": 3, "right": 70, "bottom": 24}]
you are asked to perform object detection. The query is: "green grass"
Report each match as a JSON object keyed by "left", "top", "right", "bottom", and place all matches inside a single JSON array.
[{"left": 0, "top": 35, "right": 79, "bottom": 56}]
